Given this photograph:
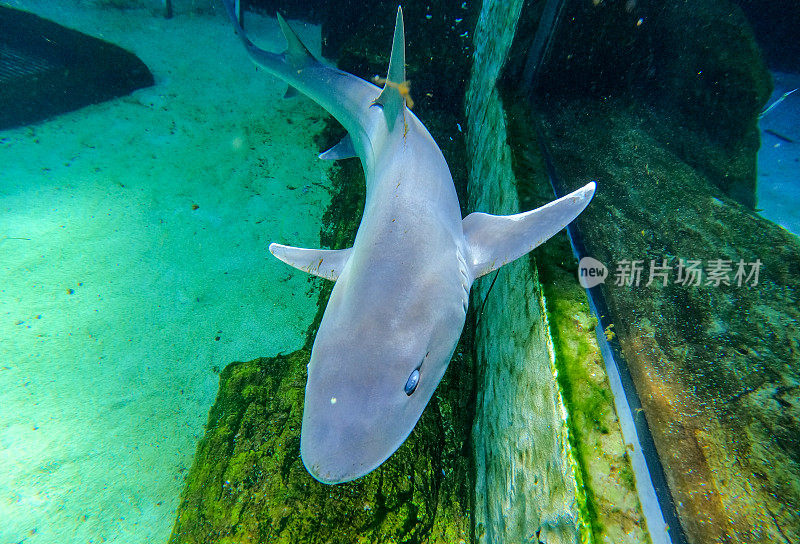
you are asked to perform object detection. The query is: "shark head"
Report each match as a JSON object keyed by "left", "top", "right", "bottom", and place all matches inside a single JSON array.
[
  {"left": 299, "top": 351, "right": 443, "bottom": 484},
  {"left": 299, "top": 263, "right": 465, "bottom": 484}
]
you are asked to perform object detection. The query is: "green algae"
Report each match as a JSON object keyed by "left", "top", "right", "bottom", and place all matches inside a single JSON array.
[
  {"left": 500, "top": 98, "right": 650, "bottom": 544},
  {"left": 537, "top": 99, "right": 800, "bottom": 544},
  {"left": 543, "top": 270, "right": 649, "bottom": 544}
]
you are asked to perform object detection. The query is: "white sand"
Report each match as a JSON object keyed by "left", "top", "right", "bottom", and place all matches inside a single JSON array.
[
  {"left": 758, "top": 71, "right": 800, "bottom": 236},
  {"left": 0, "top": 1, "right": 332, "bottom": 542}
]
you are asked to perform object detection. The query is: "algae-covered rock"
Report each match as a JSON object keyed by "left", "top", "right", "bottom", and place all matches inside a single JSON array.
[
  {"left": 169, "top": 346, "right": 473, "bottom": 544},
  {"left": 538, "top": 99, "right": 800, "bottom": 544},
  {"left": 503, "top": 101, "right": 651, "bottom": 544},
  {"left": 506, "top": 0, "right": 771, "bottom": 210},
  {"left": 495, "top": 1, "right": 793, "bottom": 541}
]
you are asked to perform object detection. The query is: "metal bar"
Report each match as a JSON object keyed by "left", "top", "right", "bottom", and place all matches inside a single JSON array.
[
  {"left": 235, "top": 0, "right": 245, "bottom": 29},
  {"left": 522, "top": 0, "right": 566, "bottom": 91}
]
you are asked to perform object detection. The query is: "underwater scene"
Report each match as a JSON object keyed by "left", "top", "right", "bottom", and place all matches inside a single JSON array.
[{"left": 0, "top": 0, "right": 797, "bottom": 543}]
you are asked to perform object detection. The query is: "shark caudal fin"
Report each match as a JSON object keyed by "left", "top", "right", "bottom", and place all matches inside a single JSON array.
[
  {"left": 373, "top": 7, "right": 410, "bottom": 132},
  {"left": 463, "top": 182, "right": 596, "bottom": 279},
  {"left": 220, "top": 0, "right": 378, "bottom": 155},
  {"left": 220, "top": 0, "right": 308, "bottom": 81}
]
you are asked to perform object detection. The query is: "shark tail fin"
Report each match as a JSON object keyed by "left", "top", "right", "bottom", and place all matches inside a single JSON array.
[
  {"left": 220, "top": 0, "right": 301, "bottom": 77},
  {"left": 276, "top": 13, "right": 317, "bottom": 70},
  {"left": 463, "top": 182, "right": 596, "bottom": 279},
  {"left": 373, "top": 7, "right": 408, "bottom": 132}
]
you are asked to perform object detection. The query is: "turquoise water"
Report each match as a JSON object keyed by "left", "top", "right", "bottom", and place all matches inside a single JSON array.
[
  {"left": 758, "top": 71, "right": 800, "bottom": 235},
  {"left": 1, "top": 2, "right": 329, "bottom": 541},
  {"left": 1, "top": 1, "right": 798, "bottom": 543}
]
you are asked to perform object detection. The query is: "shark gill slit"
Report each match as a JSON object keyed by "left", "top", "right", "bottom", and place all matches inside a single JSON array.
[{"left": 456, "top": 246, "right": 470, "bottom": 313}]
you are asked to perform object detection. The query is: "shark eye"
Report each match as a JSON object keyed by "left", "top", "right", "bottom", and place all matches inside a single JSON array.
[{"left": 404, "top": 369, "right": 420, "bottom": 395}]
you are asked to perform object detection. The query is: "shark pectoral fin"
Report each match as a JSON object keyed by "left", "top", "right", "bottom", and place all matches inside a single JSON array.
[
  {"left": 463, "top": 182, "right": 596, "bottom": 279},
  {"left": 373, "top": 7, "right": 407, "bottom": 132},
  {"left": 319, "top": 134, "right": 357, "bottom": 160},
  {"left": 269, "top": 243, "right": 352, "bottom": 281}
]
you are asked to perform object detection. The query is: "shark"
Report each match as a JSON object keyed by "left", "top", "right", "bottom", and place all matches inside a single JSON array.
[{"left": 220, "top": 1, "right": 596, "bottom": 484}]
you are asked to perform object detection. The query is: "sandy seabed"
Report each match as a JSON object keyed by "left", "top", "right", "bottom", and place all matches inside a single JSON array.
[{"left": 0, "top": 1, "right": 332, "bottom": 542}]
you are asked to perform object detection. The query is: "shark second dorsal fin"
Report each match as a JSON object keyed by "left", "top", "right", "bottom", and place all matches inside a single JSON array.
[
  {"left": 373, "top": 7, "right": 407, "bottom": 132},
  {"left": 269, "top": 243, "right": 352, "bottom": 281},
  {"left": 276, "top": 13, "right": 316, "bottom": 70},
  {"left": 463, "top": 182, "right": 596, "bottom": 279}
]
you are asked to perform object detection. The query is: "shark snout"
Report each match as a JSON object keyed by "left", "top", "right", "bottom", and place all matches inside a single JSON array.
[
  {"left": 299, "top": 355, "right": 429, "bottom": 484},
  {"left": 299, "top": 389, "right": 394, "bottom": 484},
  {"left": 300, "top": 419, "right": 378, "bottom": 484}
]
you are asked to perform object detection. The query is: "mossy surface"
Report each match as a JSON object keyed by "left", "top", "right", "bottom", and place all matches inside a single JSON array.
[
  {"left": 537, "top": 98, "right": 800, "bottom": 544},
  {"left": 502, "top": 101, "right": 650, "bottom": 544}
]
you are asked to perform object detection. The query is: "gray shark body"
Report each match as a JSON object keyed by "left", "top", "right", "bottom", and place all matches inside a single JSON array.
[{"left": 221, "top": 2, "right": 595, "bottom": 484}]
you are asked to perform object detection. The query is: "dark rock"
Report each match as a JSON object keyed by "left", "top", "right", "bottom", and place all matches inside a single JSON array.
[
  {"left": 0, "top": 6, "right": 154, "bottom": 130},
  {"left": 504, "top": 0, "right": 771, "bottom": 210},
  {"left": 734, "top": 0, "right": 800, "bottom": 72}
]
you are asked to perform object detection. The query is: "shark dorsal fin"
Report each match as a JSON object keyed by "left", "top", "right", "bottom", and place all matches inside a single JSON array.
[
  {"left": 276, "top": 13, "right": 316, "bottom": 70},
  {"left": 269, "top": 243, "right": 352, "bottom": 281},
  {"left": 463, "top": 182, "right": 596, "bottom": 279},
  {"left": 373, "top": 7, "right": 407, "bottom": 132}
]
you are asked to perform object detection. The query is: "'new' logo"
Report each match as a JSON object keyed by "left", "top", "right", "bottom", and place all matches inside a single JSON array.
[{"left": 578, "top": 257, "right": 608, "bottom": 288}]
